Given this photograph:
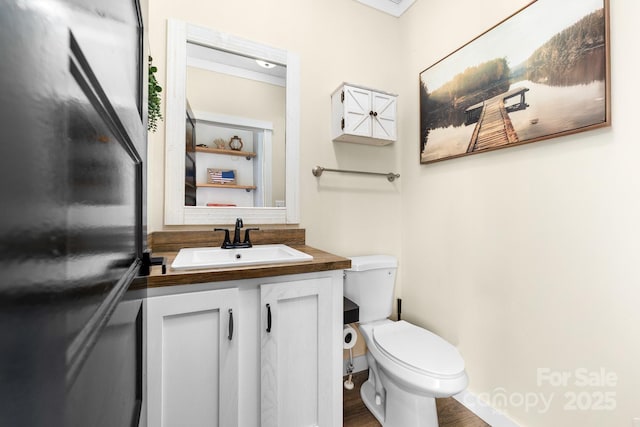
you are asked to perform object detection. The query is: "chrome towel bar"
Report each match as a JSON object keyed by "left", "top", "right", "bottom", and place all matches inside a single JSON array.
[{"left": 312, "top": 166, "right": 400, "bottom": 182}]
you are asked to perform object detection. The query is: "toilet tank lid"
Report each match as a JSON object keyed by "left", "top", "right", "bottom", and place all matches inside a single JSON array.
[{"left": 347, "top": 255, "right": 397, "bottom": 271}]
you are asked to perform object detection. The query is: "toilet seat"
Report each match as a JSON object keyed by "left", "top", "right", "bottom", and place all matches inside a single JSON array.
[{"left": 372, "top": 320, "right": 465, "bottom": 379}]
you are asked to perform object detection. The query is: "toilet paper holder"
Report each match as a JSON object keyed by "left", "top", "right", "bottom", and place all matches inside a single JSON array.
[
  {"left": 343, "top": 325, "right": 357, "bottom": 350},
  {"left": 343, "top": 325, "right": 357, "bottom": 390}
]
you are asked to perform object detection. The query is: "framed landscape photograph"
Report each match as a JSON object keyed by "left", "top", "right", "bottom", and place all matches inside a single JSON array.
[{"left": 420, "top": 0, "right": 610, "bottom": 164}]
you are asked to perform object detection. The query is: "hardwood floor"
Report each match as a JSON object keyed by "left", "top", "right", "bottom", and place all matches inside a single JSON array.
[
  {"left": 343, "top": 371, "right": 490, "bottom": 427},
  {"left": 344, "top": 371, "right": 380, "bottom": 427}
]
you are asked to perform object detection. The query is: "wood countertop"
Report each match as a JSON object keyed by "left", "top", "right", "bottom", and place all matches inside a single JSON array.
[
  {"left": 142, "top": 245, "right": 351, "bottom": 289},
  {"left": 138, "top": 229, "right": 351, "bottom": 289}
]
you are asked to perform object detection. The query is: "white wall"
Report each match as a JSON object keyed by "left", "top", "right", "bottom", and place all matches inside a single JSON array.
[
  {"left": 148, "top": 0, "right": 640, "bottom": 425},
  {"left": 398, "top": 0, "right": 640, "bottom": 425},
  {"left": 147, "top": 0, "right": 403, "bottom": 260}
]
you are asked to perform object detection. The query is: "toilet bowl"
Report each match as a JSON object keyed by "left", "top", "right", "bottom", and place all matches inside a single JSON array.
[{"left": 344, "top": 256, "right": 468, "bottom": 427}]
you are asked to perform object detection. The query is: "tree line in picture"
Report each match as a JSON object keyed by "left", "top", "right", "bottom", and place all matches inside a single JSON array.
[{"left": 421, "top": 8, "right": 606, "bottom": 135}]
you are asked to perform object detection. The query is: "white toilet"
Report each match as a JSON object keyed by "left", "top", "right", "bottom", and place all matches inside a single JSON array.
[{"left": 344, "top": 255, "right": 468, "bottom": 427}]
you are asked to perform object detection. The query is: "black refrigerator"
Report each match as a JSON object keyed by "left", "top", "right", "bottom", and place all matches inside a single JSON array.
[{"left": 0, "top": 1, "right": 147, "bottom": 426}]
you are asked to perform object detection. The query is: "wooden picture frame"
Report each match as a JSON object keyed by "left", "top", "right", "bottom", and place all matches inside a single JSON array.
[{"left": 419, "top": 0, "right": 610, "bottom": 164}]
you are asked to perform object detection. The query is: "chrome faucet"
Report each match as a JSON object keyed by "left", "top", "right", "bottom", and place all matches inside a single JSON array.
[{"left": 214, "top": 218, "right": 259, "bottom": 249}]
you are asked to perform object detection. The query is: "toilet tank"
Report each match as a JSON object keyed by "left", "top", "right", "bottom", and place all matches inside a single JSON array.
[{"left": 344, "top": 255, "right": 398, "bottom": 323}]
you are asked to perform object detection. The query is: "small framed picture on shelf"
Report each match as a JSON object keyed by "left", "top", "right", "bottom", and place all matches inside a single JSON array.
[{"left": 207, "top": 168, "right": 236, "bottom": 185}]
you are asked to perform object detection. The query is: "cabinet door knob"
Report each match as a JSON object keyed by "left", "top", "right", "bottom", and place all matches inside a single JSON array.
[
  {"left": 228, "top": 309, "right": 234, "bottom": 340},
  {"left": 373, "top": 111, "right": 378, "bottom": 117},
  {"left": 266, "top": 304, "right": 272, "bottom": 333},
  {"left": 369, "top": 110, "right": 374, "bottom": 116}
]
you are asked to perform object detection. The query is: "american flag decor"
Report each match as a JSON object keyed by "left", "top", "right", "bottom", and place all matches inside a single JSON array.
[{"left": 207, "top": 168, "right": 236, "bottom": 185}]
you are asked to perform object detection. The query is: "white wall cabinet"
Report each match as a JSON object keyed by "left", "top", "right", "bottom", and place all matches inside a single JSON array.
[
  {"left": 331, "top": 83, "right": 397, "bottom": 145},
  {"left": 144, "top": 271, "right": 343, "bottom": 427},
  {"left": 146, "top": 288, "right": 239, "bottom": 427}
]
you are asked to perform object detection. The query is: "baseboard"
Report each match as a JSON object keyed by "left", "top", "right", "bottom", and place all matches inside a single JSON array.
[
  {"left": 343, "top": 354, "right": 368, "bottom": 376},
  {"left": 453, "top": 390, "right": 521, "bottom": 427}
]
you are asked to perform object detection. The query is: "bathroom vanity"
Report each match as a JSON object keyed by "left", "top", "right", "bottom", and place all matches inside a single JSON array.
[{"left": 141, "top": 229, "right": 350, "bottom": 427}]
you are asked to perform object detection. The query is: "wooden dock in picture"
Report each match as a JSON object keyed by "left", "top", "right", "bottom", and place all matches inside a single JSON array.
[{"left": 466, "top": 87, "right": 529, "bottom": 153}]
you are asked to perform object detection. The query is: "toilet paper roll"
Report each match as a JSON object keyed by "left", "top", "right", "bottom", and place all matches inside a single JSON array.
[{"left": 343, "top": 325, "right": 357, "bottom": 350}]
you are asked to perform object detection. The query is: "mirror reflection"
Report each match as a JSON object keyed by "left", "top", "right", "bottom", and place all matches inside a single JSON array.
[{"left": 184, "top": 42, "right": 286, "bottom": 208}]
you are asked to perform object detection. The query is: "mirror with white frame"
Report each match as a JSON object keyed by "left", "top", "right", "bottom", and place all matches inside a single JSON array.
[{"left": 164, "top": 19, "right": 300, "bottom": 225}]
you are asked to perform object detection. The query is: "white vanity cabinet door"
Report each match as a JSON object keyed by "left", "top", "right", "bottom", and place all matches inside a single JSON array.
[
  {"left": 260, "top": 276, "right": 342, "bottom": 427},
  {"left": 146, "top": 288, "right": 239, "bottom": 427},
  {"left": 331, "top": 83, "right": 397, "bottom": 145}
]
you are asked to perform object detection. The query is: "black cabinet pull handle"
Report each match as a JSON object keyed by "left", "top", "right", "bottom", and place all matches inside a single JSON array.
[
  {"left": 369, "top": 110, "right": 374, "bottom": 116},
  {"left": 228, "top": 309, "right": 234, "bottom": 340},
  {"left": 373, "top": 111, "right": 378, "bottom": 117},
  {"left": 266, "top": 304, "right": 272, "bottom": 333}
]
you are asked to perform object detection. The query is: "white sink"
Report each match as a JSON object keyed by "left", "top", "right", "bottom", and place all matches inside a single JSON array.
[{"left": 171, "top": 244, "right": 313, "bottom": 270}]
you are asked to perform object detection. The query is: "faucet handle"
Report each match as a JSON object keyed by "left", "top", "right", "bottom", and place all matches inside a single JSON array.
[
  {"left": 214, "top": 228, "right": 232, "bottom": 248},
  {"left": 235, "top": 218, "right": 243, "bottom": 229},
  {"left": 243, "top": 228, "right": 260, "bottom": 247}
]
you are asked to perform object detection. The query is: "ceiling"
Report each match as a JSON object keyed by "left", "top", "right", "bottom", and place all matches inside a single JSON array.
[{"left": 354, "top": 0, "right": 417, "bottom": 17}]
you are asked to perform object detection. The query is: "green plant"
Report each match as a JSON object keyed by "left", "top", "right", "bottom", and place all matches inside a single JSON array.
[{"left": 148, "top": 56, "right": 163, "bottom": 132}]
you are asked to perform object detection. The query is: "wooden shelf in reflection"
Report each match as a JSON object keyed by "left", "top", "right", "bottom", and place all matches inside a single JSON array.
[
  {"left": 196, "top": 182, "right": 257, "bottom": 191},
  {"left": 195, "top": 147, "right": 256, "bottom": 159}
]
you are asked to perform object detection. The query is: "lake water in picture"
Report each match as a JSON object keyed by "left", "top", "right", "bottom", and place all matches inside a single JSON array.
[
  {"left": 507, "top": 80, "right": 606, "bottom": 142},
  {"left": 421, "top": 79, "right": 606, "bottom": 162}
]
